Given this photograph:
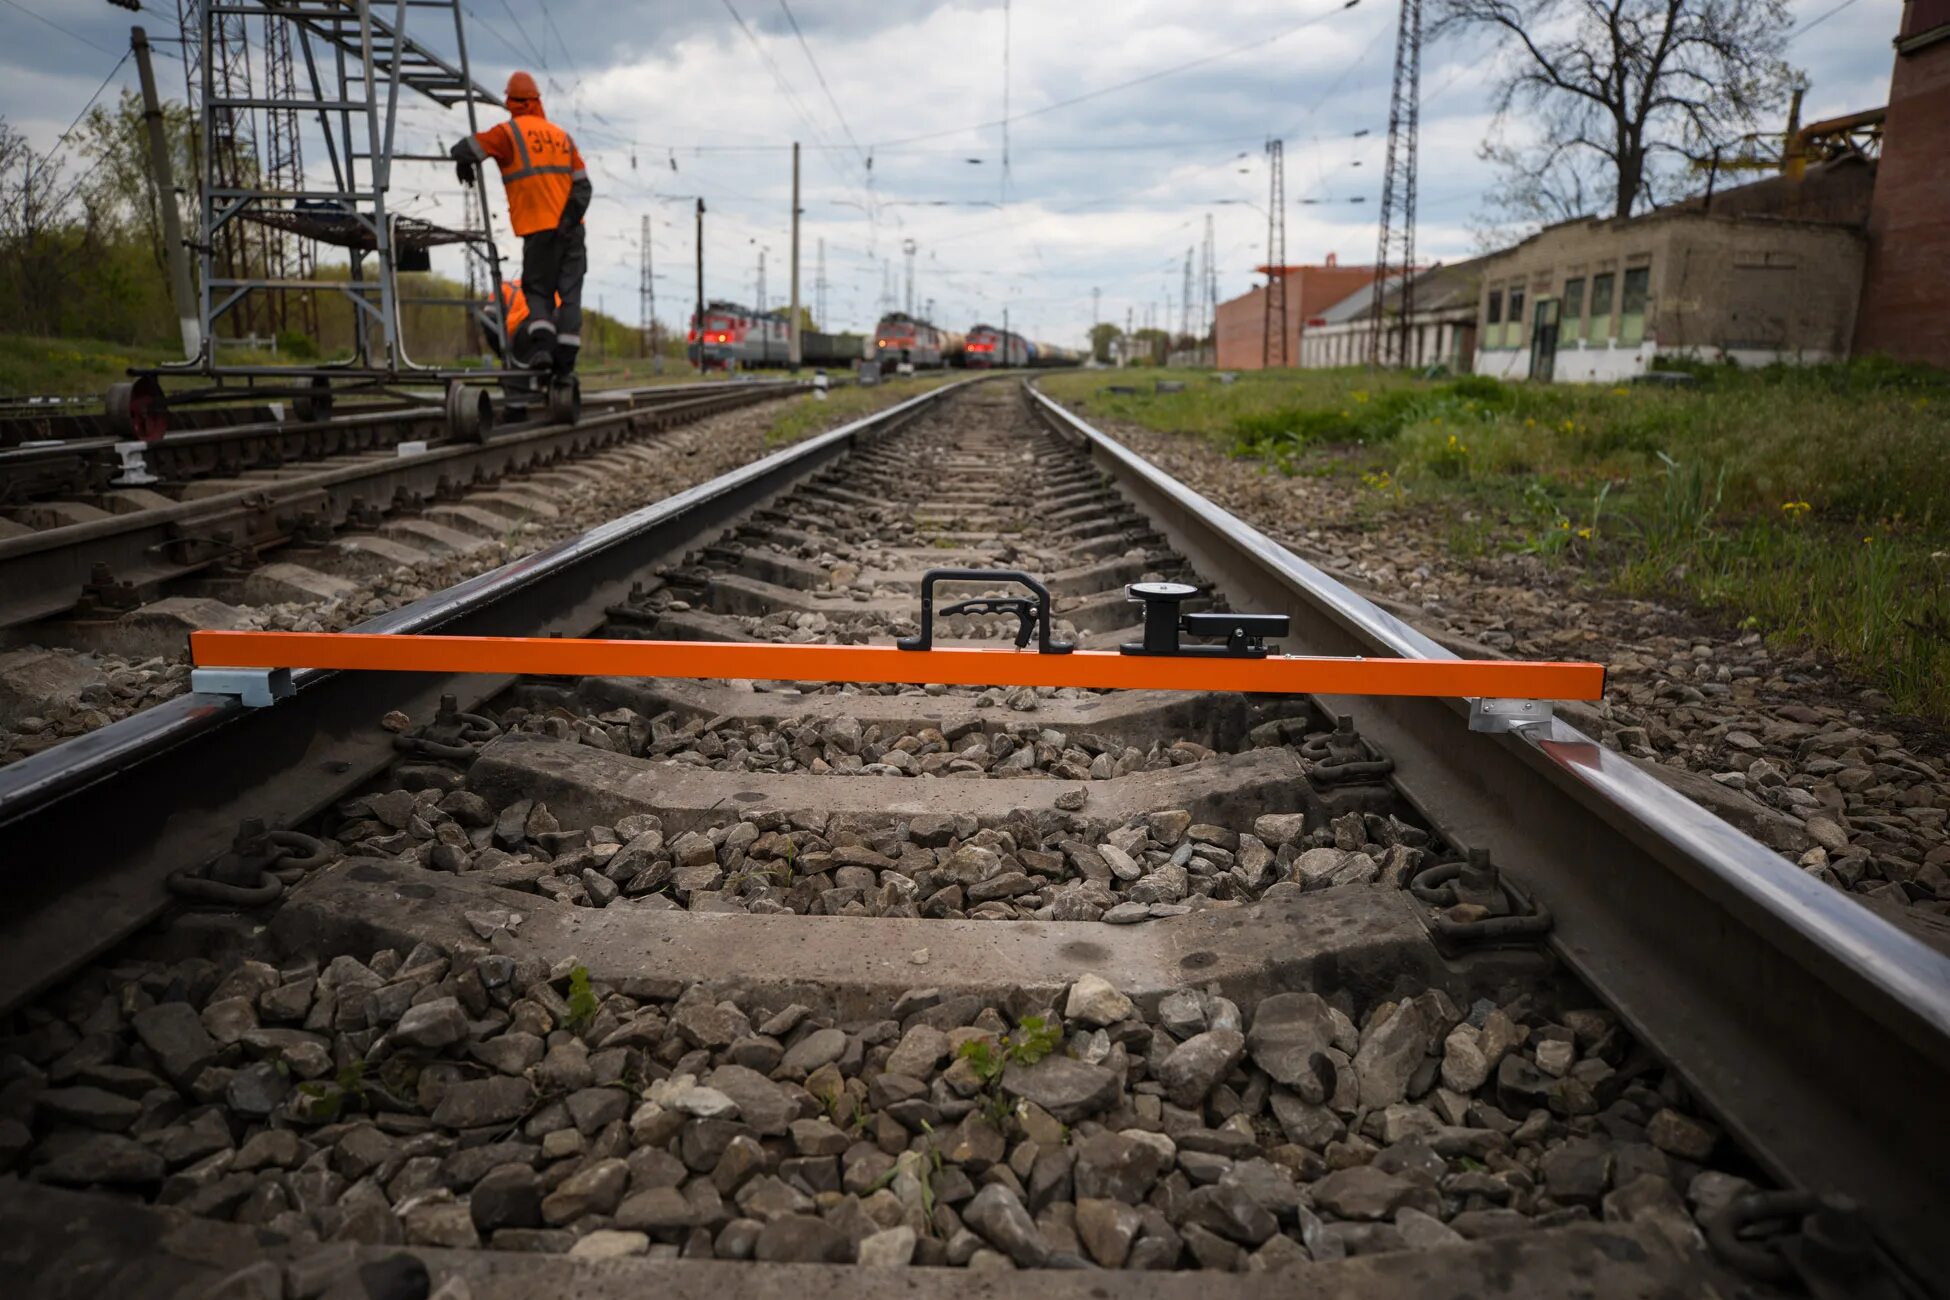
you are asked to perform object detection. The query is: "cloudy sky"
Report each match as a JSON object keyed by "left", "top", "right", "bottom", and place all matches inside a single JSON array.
[{"left": 1, "top": 0, "right": 1903, "bottom": 346}]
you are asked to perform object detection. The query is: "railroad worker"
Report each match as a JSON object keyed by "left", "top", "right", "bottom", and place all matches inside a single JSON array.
[{"left": 450, "top": 71, "right": 592, "bottom": 379}]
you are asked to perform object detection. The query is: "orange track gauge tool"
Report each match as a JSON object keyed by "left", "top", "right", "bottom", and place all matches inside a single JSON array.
[{"left": 189, "top": 630, "right": 1605, "bottom": 703}]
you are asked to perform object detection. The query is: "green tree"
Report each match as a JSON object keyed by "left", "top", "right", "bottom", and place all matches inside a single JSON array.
[
  {"left": 1132, "top": 327, "right": 1171, "bottom": 365},
  {"left": 1089, "top": 321, "right": 1121, "bottom": 364}
]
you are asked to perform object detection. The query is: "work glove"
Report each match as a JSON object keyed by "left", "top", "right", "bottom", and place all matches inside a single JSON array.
[{"left": 456, "top": 160, "right": 475, "bottom": 187}]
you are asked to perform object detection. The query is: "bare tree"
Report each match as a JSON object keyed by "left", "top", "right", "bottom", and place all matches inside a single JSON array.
[{"left": 1433, "top": 0, "right": 1795, "bottom": 223}]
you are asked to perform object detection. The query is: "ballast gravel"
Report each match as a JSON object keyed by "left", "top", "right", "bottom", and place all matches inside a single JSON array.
[{"left": 2, "top": 951, "right": 1753, "bottom": 1272}]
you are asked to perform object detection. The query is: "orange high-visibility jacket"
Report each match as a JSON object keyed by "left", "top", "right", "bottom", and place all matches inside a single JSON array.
[
  {"left": 498, "top": 281, "right": 530, "bottom": 333},
  {"left": 465, "top": 107, "right": 587, "bottom": 237},
  {"left": 496, "top": 281, "right": 561, "bottom": 334}
]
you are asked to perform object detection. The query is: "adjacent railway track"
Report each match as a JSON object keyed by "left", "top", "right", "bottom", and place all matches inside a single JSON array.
[
  {"left": 1, "top": 378, "right": 1943, "bottom": 1298},
  {"left": 0, "top": 380, "right": 816, "bottom": 630}
]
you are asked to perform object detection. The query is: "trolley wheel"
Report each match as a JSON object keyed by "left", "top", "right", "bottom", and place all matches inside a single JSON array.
[
  {"left": 547, "top": 375, "right": 581, "bottom": 426},
  {"left": 444, "top": 381, "right": 493, "bottom": 442},
  {"left": 106, "top": 376, "right": 168, "bottom": 443},
  {"left": 294, "top": 377, "right": 335, "bottom": 424}
]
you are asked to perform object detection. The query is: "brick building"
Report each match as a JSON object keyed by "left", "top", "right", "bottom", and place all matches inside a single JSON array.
[
  {"left": 1213, "top": 256, "right": 1378, "bottom": 369},
  {"left": 1854, "top": 0, "right": 1950, "bottom": 367}
]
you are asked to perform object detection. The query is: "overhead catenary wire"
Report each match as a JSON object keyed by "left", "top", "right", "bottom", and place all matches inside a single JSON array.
[
  {"left": 775, "top": 0, "right": 868, "bottom": 168},
  {"left": 716, "top": 0, "right": 874, "bottom": 208},
  {"left": 1, "top": 0, "right": 118, "bottom": 55},
  {"left": 1790, "top": 0, "right": 1863, "bottom": 40},
  {"left": 870, "top": 0, "right": 1364, "bottom": 149},
  {"left": 20, "top": 47, "right": 136, "bottom": 216}
]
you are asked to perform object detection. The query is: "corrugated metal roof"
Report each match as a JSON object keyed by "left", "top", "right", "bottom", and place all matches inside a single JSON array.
[
  {"left": 1312, "top": 256, "right": 1495, "bottom": 324},
  {"left": 1315, "top": 272, "right": 1412, "bottom": 324}
]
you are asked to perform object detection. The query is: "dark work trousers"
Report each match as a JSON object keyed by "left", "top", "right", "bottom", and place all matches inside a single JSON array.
[{"left": 520, "top": 222, "right": 587, "bottom": 369}]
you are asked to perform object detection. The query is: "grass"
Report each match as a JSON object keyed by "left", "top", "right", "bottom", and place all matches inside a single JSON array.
[
  {"left": 765, "top": 372, "right": 956, "bottom": 446},
  {"left": 0, "top": 334, "right": 185, "bottom": 400},
  {"left": 1040, "top": 362, "right": 1950, "bottom": 720}
]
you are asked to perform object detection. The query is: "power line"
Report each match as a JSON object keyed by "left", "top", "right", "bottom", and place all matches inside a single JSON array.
[
  {"left": 2, "top": 0, "right": 117, "bottom": 54},
  {"left": 1790, "top": 0, "right": 1863, "bottom": 40},
  {"left": 27, "top": 48, "right": 133, "bottom": 189},
  {"left": 776, "top": 0, "right": 867, "bottom": 166},
  {"left": 494, "top": 0, "right": 549, "bottom": 69},
  {"left": 871, "top": 0, "right": 1364, "bottom": 149},
  {"left": 718, "top": 0, "right": 871, "bottom": 200}
]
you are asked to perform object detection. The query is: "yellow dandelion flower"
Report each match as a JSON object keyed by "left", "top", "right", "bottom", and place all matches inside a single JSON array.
[
  {"left": 1576, "top": 527, "right": 1592, "bottom": 539},
  {"left": 1610, "top": 387, "right": 1628, "bottom": 396}
]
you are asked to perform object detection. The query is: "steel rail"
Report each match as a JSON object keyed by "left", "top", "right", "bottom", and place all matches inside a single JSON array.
[
  {"left": 1027, "top": 380, "right": 1950, "bottom": 1288},
  {"left": 0, "top": 379, "right": 969, "bottom": 1015},
  {"left": 0, "top": 384, "right": 810, "bottom": 628},
  {"left": 0, "top": 379, "right": 811, "bottom": 492}
]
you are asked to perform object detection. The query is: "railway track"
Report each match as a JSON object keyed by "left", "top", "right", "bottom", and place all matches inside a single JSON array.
[
  {"left": 1, "top": 379, "right": 1943, "bottom": 1298},
  {"left": 0, "top": 379, "right": 823, "bottom": 759}
]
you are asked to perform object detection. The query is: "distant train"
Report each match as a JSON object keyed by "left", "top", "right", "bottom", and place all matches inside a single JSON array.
[
  {"left": 872, "top": 313, "right": 964, "bottom": 370},
  {"left": 964, "top": 323, "right": 1082, "bottom": 370},
  {"left": 687, "top": 300, "right": 867, "bottom": 370}
]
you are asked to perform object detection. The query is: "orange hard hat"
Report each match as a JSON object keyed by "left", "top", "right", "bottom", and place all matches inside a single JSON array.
[{"left": 505, "top": 71, "right": 539, "bottom": 102}]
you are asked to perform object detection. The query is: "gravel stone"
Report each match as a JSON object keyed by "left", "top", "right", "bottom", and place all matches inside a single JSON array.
[{"left": 1157, "top": 1029, "right": 1246, "bottom": 1108}]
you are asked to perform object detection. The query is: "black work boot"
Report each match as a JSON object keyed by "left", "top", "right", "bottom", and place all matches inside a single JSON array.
[
  {"left": 553, "top": 343, "right": 579, "bottom": 378},
  {"left": 525, "top": 322, "right": 557, "bottom": 370}
]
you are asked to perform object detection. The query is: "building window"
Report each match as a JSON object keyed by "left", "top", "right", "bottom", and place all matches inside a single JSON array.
[
  {"left": 1507, "top": 288, "right": 1526, "bottom": 350},
  {"left": 1588, "top": 273, "right": 1615, "bottom": 341},
  {"left": 1485, "top": 289, "right": 1503, "bottom": 348},
  {"left": 1561, "top": 278, "right": 1585, "bottom": 345},
  {"left": 1618, "top": 266, "right": 1650, "bottom": 347}
]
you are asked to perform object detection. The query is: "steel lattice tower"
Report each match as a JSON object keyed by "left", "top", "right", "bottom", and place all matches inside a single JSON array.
[
  {"left": 178, "top": 0, "right": 275, "bottom": 338},
  {"left": 640, "top": 213, "right": 655, "bottom": 356},
  {"left": 1370, "top": 0, "right": 1421, "bottom": 368},
  {"left": 1262, "top": 139, "right": 1288, "bottom": 368},
  {"left": 261, "top": 13, "right": 314, "bottom": 336},
  {"left": 1179, "top": 247, "right": 1194, "bottom": 342},
  {"left": 815, "top": 238, "right": 827, "bottom": 328},
  {"left": 1200, "top": 214, "right": 1218, "bottom": 347}
]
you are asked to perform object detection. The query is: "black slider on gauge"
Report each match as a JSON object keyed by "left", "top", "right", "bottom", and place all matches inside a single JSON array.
[{"left": 1119, "top": 581, "right": 1288, "bottom": 658}]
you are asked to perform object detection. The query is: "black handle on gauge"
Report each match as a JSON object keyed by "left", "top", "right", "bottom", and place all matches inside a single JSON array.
[{"left": 897, "top": 569, "right": 1075, "bottom": 654}]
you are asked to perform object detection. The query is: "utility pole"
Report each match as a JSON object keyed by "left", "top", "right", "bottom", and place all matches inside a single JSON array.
[
  {"left": 639, "top": 212, "right": 654, "bottom": 360},
  {"left": 756, "top": 248, "right": 767, "bottom": 313},
  {"left": 902, "top": 239, "right": 917, "bottom": 316},
  {"left": 1124, "top": 306, "right": 1133, "bottom": 367},
  {"left": 133, "top": 26, "right": 201, "bottom": 359},
  {"left": 789, "top": 141, "right": 802, "bottom": 369},
  {"left": 694, "top": 198, "right": 706, "bottom": 372},
  {"left": 1264, "top": 139, "right": 1288, "bottom": 369}
]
